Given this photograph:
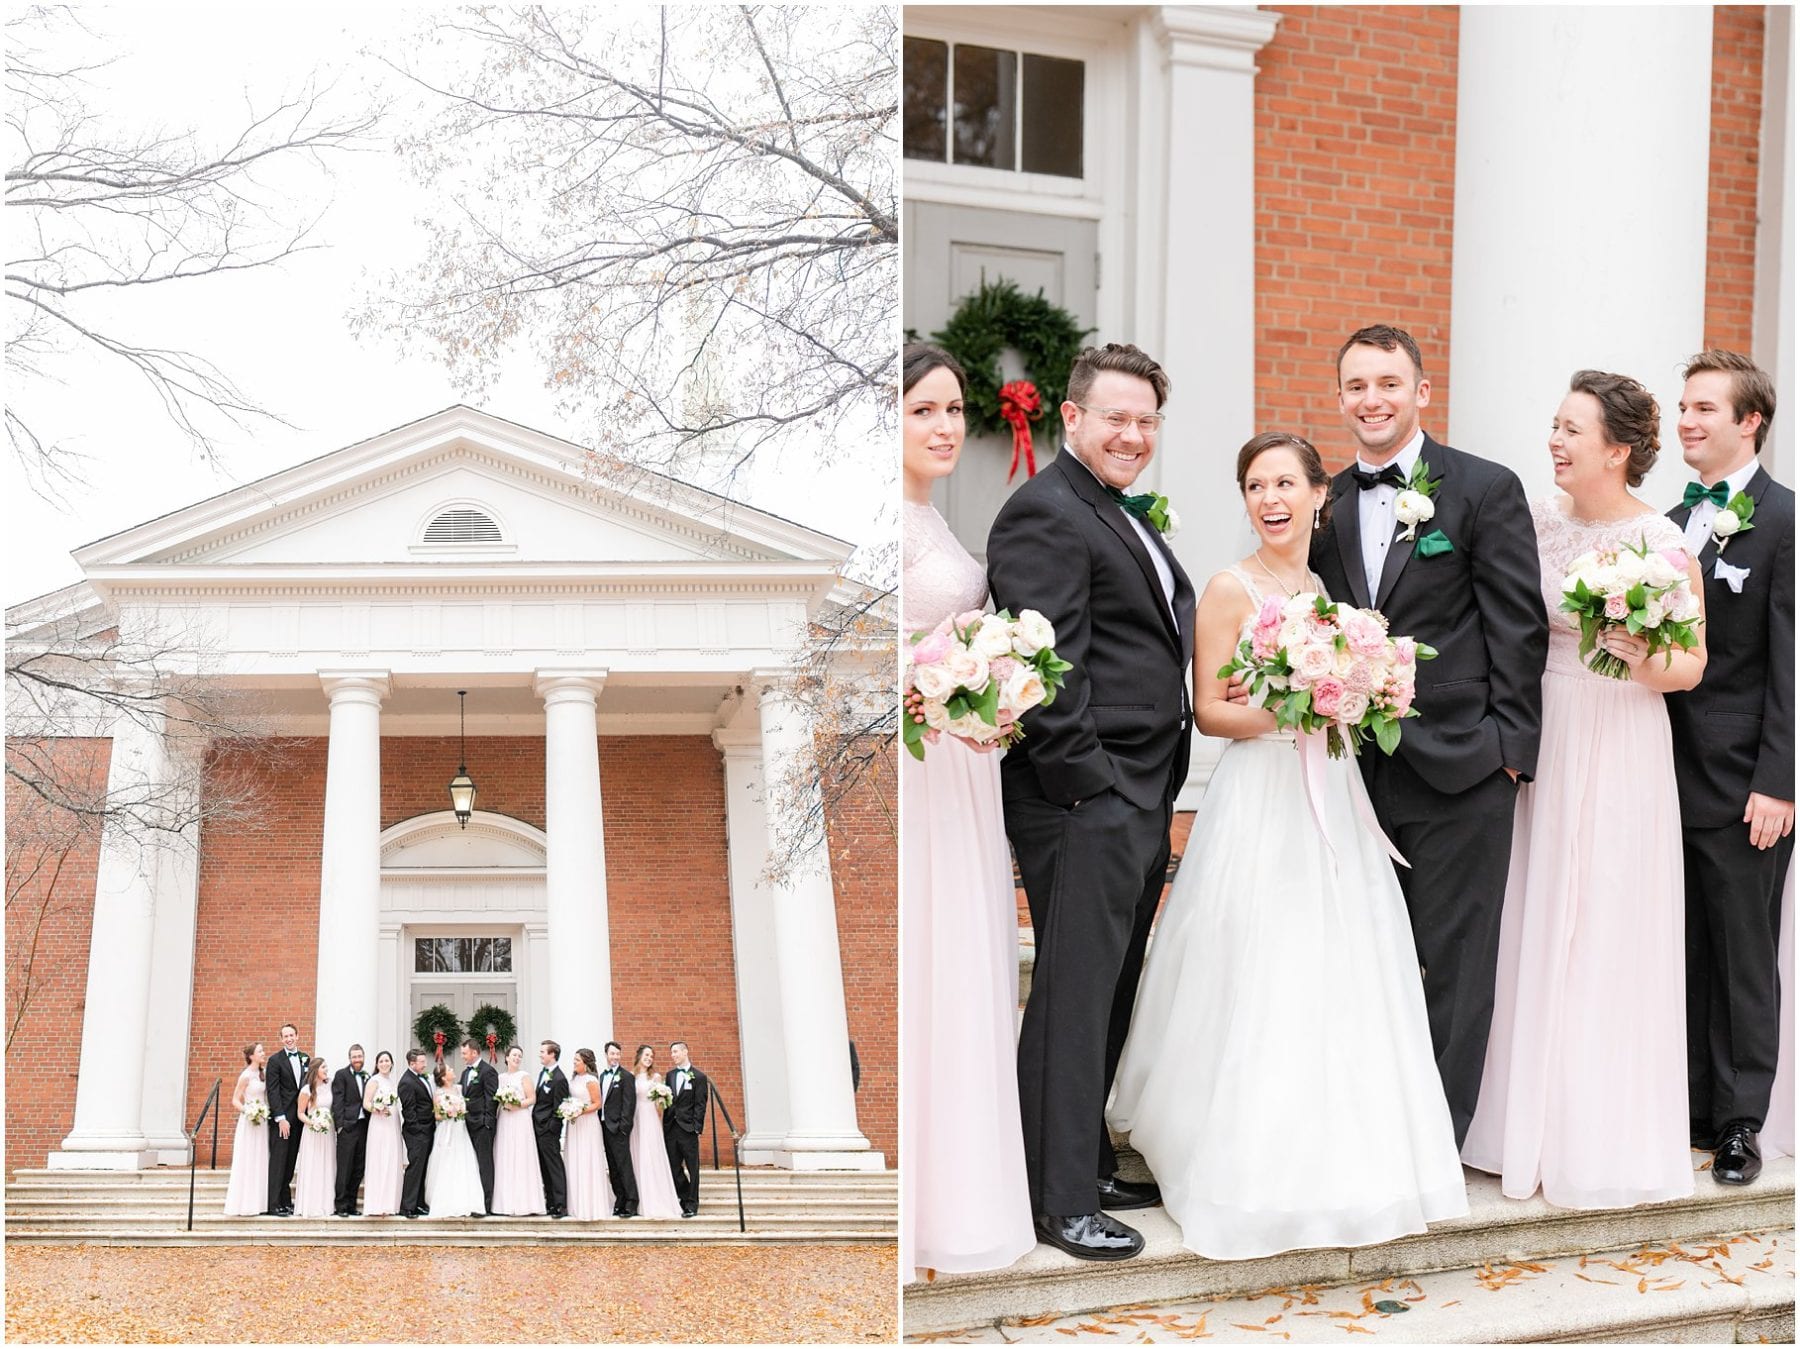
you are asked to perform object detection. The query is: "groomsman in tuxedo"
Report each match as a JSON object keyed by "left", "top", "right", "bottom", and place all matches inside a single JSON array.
[
  {"left": 458, "top": 1038, "right": 500, "bottom": 1214},
  {"left": 398, "top": 1049, "right": 436, "bottom": 1218},
  {"left": 1306, "top": 325, "right": 1547, "bottom": 1146},
  {"left": 264, "top": 1022, "right": 309, "bottom": 1216},
  {"left": 989, "top": 343, "right": 1195, "bottom": 1261},
  {"left": 330, "top": 1044, "right": 370, "bottom": 1216},
  {"left": 533, "top": 1040, "right": 571, "bottom": 1218},
  {"left": 598, "top": 1041, "right": 639, "bottom": 1217},
  {"left": 1665, "top": 349, "right": 1794, "bottom": 1186},
  {"left": 663, "top": 1041, "right": 709, "bottom": 1217}
]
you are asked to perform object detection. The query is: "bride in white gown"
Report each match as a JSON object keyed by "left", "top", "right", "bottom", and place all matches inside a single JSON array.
[
  {"left": 424, "top": 1064, "right": 487, "bottom": 1218},
  {"left": 1109, "top": 432, "right": 1468, "bottom": 1260}
]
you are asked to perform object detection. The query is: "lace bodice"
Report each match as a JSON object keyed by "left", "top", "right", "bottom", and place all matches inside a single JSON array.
[
  {"left": 240, "top": 1068, "right": 266, "bottom": 1103},
  {"left": 1530, "top": 497, "right": 1688, "bottom": 678},
  {"left": 903, "top": 500, "right": 988, "bottom": 629}
]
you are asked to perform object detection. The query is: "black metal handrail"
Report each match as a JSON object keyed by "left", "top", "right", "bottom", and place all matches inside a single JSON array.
[
  {"left": 704, "top": 1086, "right": 746, "bottom": 1233},
  {"left": 186, "top": 1076, "right": 222, "bottom": 1232}
]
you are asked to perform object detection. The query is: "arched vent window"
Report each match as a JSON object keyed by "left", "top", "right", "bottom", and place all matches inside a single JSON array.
[{"left": 423, "top": 507, "right": 503, "bottom": 544}]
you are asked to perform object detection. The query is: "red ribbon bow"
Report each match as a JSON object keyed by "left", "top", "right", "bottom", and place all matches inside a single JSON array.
[
  {"left": 998, "top": 379, "right": 1043, "bottom": 482},
  {"left": 486, "top": 1030, "right": 498, "bottom": 1063}
]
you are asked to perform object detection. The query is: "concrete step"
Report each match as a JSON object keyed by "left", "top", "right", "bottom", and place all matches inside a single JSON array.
[
  {"left": 916, "top": 1230, "right": 1794, "bottom": 1344},
  {"left": 6, "top": 1225, "right": 894, "bottom": 1247},
  {"left": 903, "top": 1155, "right": 1793, "bottom": 1338}
]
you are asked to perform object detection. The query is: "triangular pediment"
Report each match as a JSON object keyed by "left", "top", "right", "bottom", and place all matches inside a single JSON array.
[{"left": 72, "top": 407, "right": 849, "bottom": 573}]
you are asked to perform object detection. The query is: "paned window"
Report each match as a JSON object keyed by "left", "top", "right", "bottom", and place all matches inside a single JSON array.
[
  {"left": 414, "top": 936, "right": 513, "bottom": 973},
  {"left": 904, "top": 37, "right": 1084, "bottom": 179}
]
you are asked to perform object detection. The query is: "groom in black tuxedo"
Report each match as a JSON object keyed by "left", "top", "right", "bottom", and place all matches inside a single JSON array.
[
  {"left": 1665, "top": 349, "right": 1794, "bottom": 1186},
  {"left": 458, "top": 1039, "right": 500, "bottom": 1214},
  {"left": 989, "top": 343, "right": 1195, "bottom": 1262},
  {"left": 398, "top": 1049, "right": 437, "bottom": 1217},
  {"left": 532, "top": 1040, "right": 571, "bottom": 1218},
  {"left": 1308, "top": 325, "right": 1547, "bottom": 1147},
  {"left": 599, "top": 1042, "right": 639, "bottom": 1217},
  {"left": 329, "top": 1045, "right": 370, "bottom": 1216},
  {"left": 663, "top": 1041, "right": 709, "bottom": 1218}
]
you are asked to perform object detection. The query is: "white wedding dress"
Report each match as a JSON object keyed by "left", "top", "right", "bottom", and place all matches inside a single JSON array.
[
  {"left": 1108, "top": 566, "right": 1469, "bottom": 1260},
  {"left": 424, "top": 1089, "right": 487, "bottom": 1217}
]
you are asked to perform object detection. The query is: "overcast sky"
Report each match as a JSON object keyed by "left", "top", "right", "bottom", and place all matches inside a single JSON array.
[{"left": 4, "top": 6, "right": 894, "bottom": 606}]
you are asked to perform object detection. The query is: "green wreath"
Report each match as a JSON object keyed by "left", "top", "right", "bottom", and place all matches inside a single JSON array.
[
  {"left": 927, "top": 279, "right": 1093, "bottom": 440},
  {"left": 413, "top": 1004, "right": 462, "bottom": 1062},
  {"left": 467, "top": 1003, "right": 518, "bottom": 1058}
]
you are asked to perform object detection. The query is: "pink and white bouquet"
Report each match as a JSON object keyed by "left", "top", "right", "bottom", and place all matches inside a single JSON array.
[
  {"left": 903, "top": 608, "right": 1072, "bottom": 759},
  {"left": 371, "top": 1090, "right": 398, "bottom": 1115},
  {"left": 494, "top": 1084, "right": 525, "bottom": 1110},
  {"left": 243, "top": 1099, "right": 270, "bottom": 1126},
  {"left": 648, "top": 1082, "right": 674, "bottom": 1110},
  {"left": 303, "top": 1106, "right": 333, "bottom": 1134},
  {"left": 1219, "top": 592, "right": 1437, "bottom": 758},
  {"left": 556, "top": 1097, "right": 584, "bottom": 1123},
  {"left": 1559, "top": 538, "right": 1701, "bottom": 679},
  {"left": 433, "top": 1091, "right": 467, "bottom": 1122}
]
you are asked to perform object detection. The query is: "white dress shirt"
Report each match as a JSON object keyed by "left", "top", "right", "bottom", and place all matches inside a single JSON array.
[
  {"left": 1062, "top": 448, "right": 1178, "bottom": 625},
  {"left": 1682, "top": 458, "right": 1760, "bottom": 556},
  {"left": 1356, "top": 430, "right": 1426, "bottom": 602}
]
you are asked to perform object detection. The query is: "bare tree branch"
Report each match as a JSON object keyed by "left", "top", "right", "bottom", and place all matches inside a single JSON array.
[{"left": 4, "top": 6, "right": 381, "bottom": 495}]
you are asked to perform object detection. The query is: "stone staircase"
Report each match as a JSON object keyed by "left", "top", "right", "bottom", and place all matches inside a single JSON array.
[
  {"left": 5, "top": 1166, "right": 896, "bottom": 1247},
  {"left": 903, "top": 1153, "right": 1793, "bottom": 1342}
]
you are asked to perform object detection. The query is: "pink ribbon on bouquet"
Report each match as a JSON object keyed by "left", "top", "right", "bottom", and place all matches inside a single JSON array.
[{"left": 1296, "top": 728, "right": 1410, "bottom": 870}]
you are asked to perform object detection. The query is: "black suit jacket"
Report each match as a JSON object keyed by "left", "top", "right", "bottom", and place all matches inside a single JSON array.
[
  {"left": 988, "top": 451, "right": 1197, "bottom": 809},
  {"left": 663, "top": 1065, "right": 709, "bottom": 1135},
  {"left": 599, "top": 1066, "right": 635, "bottom": 1135},
  {"left": 1665, "top": 465, "right": 1795, "bottom": 826},
  {"left": 1312, "top": 435, "right": 1547, "bottom": 794},
  {"left": 532, "top": 1065, "right": 570, "bottom": 1135},
  {"left": 458, "top": 1059, "right": 499, "bottom": 1130},
  {"left": 398, "top": 1070, "right": 435, "bottom": 1135},
  {"left": 330, "top": 1067, "right": 369, "bottom": 1130},
  {"left": 266, "top": 1049, "right": 309, "bottom": 1123}
]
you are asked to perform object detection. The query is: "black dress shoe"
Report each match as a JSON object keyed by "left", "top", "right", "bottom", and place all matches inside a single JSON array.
[
  {"left": 550, "top": 1211, "right": 566, "bottom": 1219},
  {"left": 403, "top": 1211, "right": 420, "bottom": 1219},
  {"left": 1095, "top": 1175, "right": 1162, "bottom": 1210},
  {"left": 681, "top": 1208, "right": 697, "bottom": 1218},
  {"left": 1713, "top": 1120, "right": 1763, "bottom": 1185},
  {"left": 1034, "top": 1212, "right": 1144, "bottom": 1262}
]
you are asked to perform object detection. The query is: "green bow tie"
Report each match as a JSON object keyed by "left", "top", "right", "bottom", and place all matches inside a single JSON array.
[
  {"left": 1684, "top": 481, "right": 1730, "bottom": 509},
  {"left": 1105, "top": 487, "right": 1160, "bottom": 521}
]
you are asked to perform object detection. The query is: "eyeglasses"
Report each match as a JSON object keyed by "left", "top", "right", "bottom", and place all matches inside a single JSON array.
[{"left": 1076, "top": 405, "right": 1166, "bottom": 435}]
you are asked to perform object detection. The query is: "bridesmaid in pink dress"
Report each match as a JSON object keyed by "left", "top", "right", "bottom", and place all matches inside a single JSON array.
[
  {"left": 628, "top": 1045, "right": 682, "bottom": 1218},
  {"left": 292, "top": 1058, "right": 338, "bottom": 1219},
  {"left": 1465, "top": 372, "right": 1707, "bottom": 1208},
  {"left": 360, "top": 1051, "right": 405, "bottom": 1216},
  {"left": 491, "top": 1045, "right": 547, "bottom": 1215},
  {"left": 223, "top": 1043, "right": 270, "bottom": 1215},
  {"left": 561, "top": 1049, "right": 612, "bottom": 1220},
  {"left": 900, "top": 344, "right": 1034, "bottom": 1275}
]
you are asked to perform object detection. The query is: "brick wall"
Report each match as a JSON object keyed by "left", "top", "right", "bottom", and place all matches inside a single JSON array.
[
  {"left": 4, "top": 738, "right": 110, "bottom": 1179},
  {"left": 824, "top": 740, "right": 899, "bottom": 1163},
  {"left": 1703, "top": 7, "right": 1764, "bottom": 352},
  {"left": 1255, "top": 6, "right": 1461, "bottom": 471}
]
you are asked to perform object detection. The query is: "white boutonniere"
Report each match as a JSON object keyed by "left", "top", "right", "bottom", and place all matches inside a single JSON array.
[
  {"left": 1711, "top": 490, "right": 1757, "bottom": 553},
  {"left": 1393, "top": 459, "right": 1440, "bottom": 542}
]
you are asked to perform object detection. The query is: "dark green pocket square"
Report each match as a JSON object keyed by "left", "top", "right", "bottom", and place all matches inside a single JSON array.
[{"left": 1415, "top": 530, "right": 1454, "bottom": 558}]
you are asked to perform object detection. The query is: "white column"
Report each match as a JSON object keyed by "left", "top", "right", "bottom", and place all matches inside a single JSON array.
[
  {"left": 1141, "top": 6, "right": 1282, "bottom": 808},
  {"left": 51, "top": 710, "right": 186, "bottom": 1169},
  {"left": 523, "top": 920, "right": 551, "bottom": 1058},
  {"left": 1756, "top": 3, "right": 1793, "bottom": 480},
  {"left": 139, "top": 783, "right": 202, "bottom": 1162},
  {"left": 377, "top": 921, "right": 402, "bottom": 1066},
  {"left": 753, "top": 673, "right": 882, "bottom": 1170},
  {"left": 313, "top": 671, "right": 388, "bottom": 1066},
  {"left": 535, "top": 670, "right": 612, "bottom": 1050},
  {"left": 712, "top": 726, "right": 792, "bottom": 1162},
  {"left": 1448, "top": 6, "right": 1713, "bottom": 508}
]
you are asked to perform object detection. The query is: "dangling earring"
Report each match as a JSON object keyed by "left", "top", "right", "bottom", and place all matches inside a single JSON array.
[{"left": 1313, "top": 506, "right": 1322, "bottom": 531}]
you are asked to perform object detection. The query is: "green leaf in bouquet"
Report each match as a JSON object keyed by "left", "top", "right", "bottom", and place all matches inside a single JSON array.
[
  {"left": 972, "top": 678, "right": 1001, "bottom": 726},
  {"left": 946, "top": 691, "right": 970, "bottom": 718},
  {"left": 1571, "top": 577, "right": 1592, "bottom": 604},
  {"left": 1373, "top": 715, "right": 1401, "bottom": 756},
  {"left": 1626, "top": 613, "right": 1644, "bottom": 635},
  {"left": 1576, "top": 615, "right": 1599, "bottom": 657},
  {"left": 1625, "top": 582, "right": 1646, "bottom": 609},
  {"left": 902, "top": 718, "right": 928, "bottom": 761},
  {"left": 1314, "top": 593, "right": 1332, "bottom": 617}
]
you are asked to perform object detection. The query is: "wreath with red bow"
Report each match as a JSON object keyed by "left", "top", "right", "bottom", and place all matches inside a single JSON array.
[{"left": 927, "top": 279, "right": 1093, "bottom": 481}]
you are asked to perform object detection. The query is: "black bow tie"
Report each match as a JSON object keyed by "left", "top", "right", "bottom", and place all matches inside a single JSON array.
[{"left": 1353, "top": 464, "right": 1406, "bottom": 492}]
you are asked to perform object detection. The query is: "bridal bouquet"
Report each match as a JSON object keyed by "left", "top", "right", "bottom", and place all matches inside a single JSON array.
[
  {"left": 372, "top": 1090, "right": 398, "bottom": 1115},
  {"left": 243, "top": 1100, "right": 270, "bottom": 1126},
  {"left": 556, "top": 1097, "right": 584, "bottom": 1123},
  {"left": 1219, "top": 592, "right": 1437, "bottom": 758},
  {"left": 648, "top": 1083, "right": 674, "bottom": 1110},
  {"left": 434, "top": 1092, "right": 467, "bottom": 1122},
  {"left": 1559, "top": 539, "right": 1701, "bottom": 679},
  {"left": 303, "top": 1107, "right": 333, "bottom": 1134},
  {"left": 494, "top": 1085, "right": 525, "bottom": 1110},
  {"left": 903, "top": 609, "right": 1072, "bottom": 759}
]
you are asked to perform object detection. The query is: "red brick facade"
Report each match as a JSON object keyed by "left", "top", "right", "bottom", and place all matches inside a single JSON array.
[
  {"left": 7, "top": 732, "right": 896, "bottom": 1176},
  {"left": 1255, "top": 6, "right": 1461, "bottom": 472},
  {"left": 4, "top": 738, "right": 111, "bottom": 1179},
  {"left": 1703, "top": 7, "right": 1765, "bottom": 353}
]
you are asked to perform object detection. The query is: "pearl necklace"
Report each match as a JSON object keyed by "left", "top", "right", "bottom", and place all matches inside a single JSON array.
[{"left": 1252, "top": 549, "right": 1307, "bottom": 598}]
